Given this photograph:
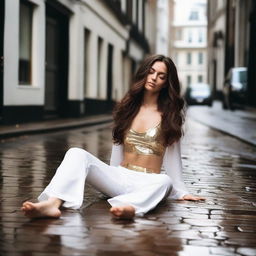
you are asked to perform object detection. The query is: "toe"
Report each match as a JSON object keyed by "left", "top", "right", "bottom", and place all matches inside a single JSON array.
[{"left": 25, "top": 205, "right": 32, "bottom": 210}]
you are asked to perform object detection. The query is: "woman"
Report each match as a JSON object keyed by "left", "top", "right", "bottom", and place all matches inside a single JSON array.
[{"left": 21, "top": 54, "right": 204, "bottom": 220}]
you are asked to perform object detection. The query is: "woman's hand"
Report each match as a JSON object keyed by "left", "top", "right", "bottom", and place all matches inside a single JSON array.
[{"left": 180, "top": 194, "right": 205, "bottom": 201}]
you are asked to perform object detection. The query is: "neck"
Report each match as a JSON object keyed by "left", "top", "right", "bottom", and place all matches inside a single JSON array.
[{"left": 142, "top": 91, "right": 159, "bottom": 108}]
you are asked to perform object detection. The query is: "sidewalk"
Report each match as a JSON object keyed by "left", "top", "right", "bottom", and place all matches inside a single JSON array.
[
  {"left": 0, "top": 101, "right": 255, "bottom": 147},
  {"left": 0, "top": 114, "right": 113, "bottom": 139},
  {"left": 187, "top": 101, "right": 256, "bottom": 147}
]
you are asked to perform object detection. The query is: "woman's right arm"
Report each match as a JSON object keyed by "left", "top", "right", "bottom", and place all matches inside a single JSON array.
[{"left": 110, "top": 144, "right": 124, "bottom": 166}]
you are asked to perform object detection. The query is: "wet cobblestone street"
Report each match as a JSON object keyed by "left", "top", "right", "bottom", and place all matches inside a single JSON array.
[{"left": 0, "top": 118, "right": 256, "bottom": 256}]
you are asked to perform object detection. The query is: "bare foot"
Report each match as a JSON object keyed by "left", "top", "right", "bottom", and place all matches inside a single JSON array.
[
  {"left": 21, "top": 200, "right": 62, "bottom": 219},
  {"left": 110, "top": 205, "right": 135, "bottom": 219}
]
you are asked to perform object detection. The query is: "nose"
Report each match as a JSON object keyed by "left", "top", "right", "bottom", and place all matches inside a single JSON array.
[{"left": 152, "top": 72, "right": 157, "bottom": 81}]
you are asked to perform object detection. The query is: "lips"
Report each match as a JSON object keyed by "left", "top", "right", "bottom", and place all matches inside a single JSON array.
[{"left": 148, "top": 82, "right": 155, "bottom": 87}]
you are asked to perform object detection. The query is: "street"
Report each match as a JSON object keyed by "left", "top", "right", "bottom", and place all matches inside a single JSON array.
[{"left": 0, "top": 117, "right": 256, "bottom": 256}]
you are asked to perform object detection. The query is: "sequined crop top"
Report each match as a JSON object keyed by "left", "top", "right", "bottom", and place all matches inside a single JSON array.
[{"left": 124, "top": 124, "right": 165, "bottom": 156}]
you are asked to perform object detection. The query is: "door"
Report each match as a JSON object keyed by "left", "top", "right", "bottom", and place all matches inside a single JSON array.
[
  {"left": 45, "top": 16, "right": 60, "bottom": 114},
  {"left": 0, "top": 0, "right": 4, "bottom": 117},
  {"left": 45, "top": 3, "right": 68, "bottom": 117},
  {"left": 107, "top": 44, "right": 113, "bottom": 101},
  {"left": 213, "top": 59, "right": 217, "bottom": 98}
]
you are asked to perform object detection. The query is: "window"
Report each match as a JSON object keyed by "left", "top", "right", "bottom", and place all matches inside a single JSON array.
[
  {"left": 188, "top": 31, "right": 192, "bottom": 43},
  {"left": 113, "top": 0, "right": 121, "bottom": 10},
  {"left": 189, "top": 11, "right": 199, "bottom": 20},
  {"left": 175, "top": 52, "right": 178, "bottom": 65},
  {"left": 19, "top": 0, "right": 33, "bottom": 85},
  {"left": 198, "top": 75, "right": 203, "bottom": 82},
  {"left": 176, "top": 28, "right": 182, "bottom": 40},
  {"left": 187, "top": 52, "right": 192, "bottom": 65},
  {"left": 198, "top": 52, "right": 203, "bottom": 64},
  {"left": 126, "top": 0, "right": 133, "bottom": 21},
  {"left": 84, "top": 28, "right": 91, "bottom": 97},
  {"left": 198, "top": 31, "right": 203, "bottom": 42},
  {"left": 97, "top": 37, "right": 103, "bottom": 97},
  {"left": 187, "top": 75, "right": 191, "bottom": 86}
]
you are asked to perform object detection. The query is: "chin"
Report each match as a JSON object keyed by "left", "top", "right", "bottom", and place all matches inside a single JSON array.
[{"left": 145, "top": 87, "right": 155, "bottom": 92}]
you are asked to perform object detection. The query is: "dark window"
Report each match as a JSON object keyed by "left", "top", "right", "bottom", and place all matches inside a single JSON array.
[
  {"left": 136, "top": 0, "right": 139, "bottom": 25},
  {"left": 19, "top": 0, "right": 33, "bottom": 85},
  {"left": 142, "top": 0, "right": 145, "bottom": 33},
  {"left": 97, "top": 36, "right": 103, "bottom": 97},
  {"left": 113, "top": 0, "right": 121, "bottom": 10},
  {"left": 187, "top": 52, "right": 192, "bottom": 65},
  {"left": 198, "top": 52, "right": 203, "bottom": 64},
  {"left": 187, "top": 75, "right": 191, "bottom": 86},
  {"left": 107, "top": 44, "right": 113, "bottom": 101},
  {"left": 189, "top": 11, "right": 199, "bottom": 20},
  {"left": 198, "top": 75, "right": 203, "bottom": 82},
  {"left": 84, "top": 28, "right": 90, "bottom": 96},
  {"left": 188, "top": 32, "right": 192, "bottom": 42},
  {"left": 126, "top": 0, "right": 133, "bottom": 21},
  {"left": 199, "top": 31, "right": 203, "bottom": 42}
]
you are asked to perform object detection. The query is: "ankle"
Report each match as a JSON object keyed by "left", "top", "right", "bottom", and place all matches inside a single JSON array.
[{"left": 48, "top": 197, "right": 63, "bottom": 208}]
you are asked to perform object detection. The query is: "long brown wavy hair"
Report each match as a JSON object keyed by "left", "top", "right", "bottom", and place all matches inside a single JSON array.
[{"left": 112, "top": 54, "right": 185, "bottom": 147}]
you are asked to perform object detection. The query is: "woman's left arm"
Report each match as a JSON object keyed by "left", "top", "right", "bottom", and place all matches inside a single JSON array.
[{"left": 162, "top": 140, "right": 205, "bottom": 201}]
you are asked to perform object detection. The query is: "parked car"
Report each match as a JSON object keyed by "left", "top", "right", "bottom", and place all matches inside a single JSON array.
[
  {"left": 185, "top": 83, "right": 213, "bottom": 106},
  {"left": 222, "top": 67, "right": 247, "bottom": 110}
]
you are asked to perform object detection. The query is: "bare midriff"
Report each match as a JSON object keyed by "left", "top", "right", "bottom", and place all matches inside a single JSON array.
[{"left": 121, "top": 152, "right": 163, "bottom": 174}]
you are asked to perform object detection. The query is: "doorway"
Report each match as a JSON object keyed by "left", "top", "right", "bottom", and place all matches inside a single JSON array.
[
  {"left": 107, "top": 44, "right": 113, "bottom": 101},
  {"left": 45, "top": 2, "right": 69, "bottom": 118},
  {"left": 0, "top": 0, "right": 4, "bottom": 118}
]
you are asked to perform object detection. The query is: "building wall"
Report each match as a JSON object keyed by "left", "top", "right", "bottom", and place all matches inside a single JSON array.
[
  {"left": 207, "top": 0, "right": 256, "bottom": 105},
  {"left": 169, "top": 0, "right": 208, "bottom": 94},
  {"left": 4, "top": 0, "right": 45, "bottom": 106},
  {"left": 207, "top": 0, "right": 226, "bottom": 96},
  {"left": 1, "top": 0, "right": 155, "bottom": 124},
  {"left": 156, "top": 0, "right": 169, "bottom": 55},
  {"left": 145, "top": 0, "right": 157, "bottom": 54},
  {"left": 177, "top": 49, "right": 207, "bottom": 91}
]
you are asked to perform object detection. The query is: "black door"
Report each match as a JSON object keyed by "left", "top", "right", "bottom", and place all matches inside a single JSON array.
[
  {"left": 213, "top": 59, "right": 217, "bottom": 98},
  {"left": 45, "top": 16, "right": 59, "bottom": 114},
  {"left": 107, "top": 44, "right": 113, "bottom": 101},
  {"left": 0, "top": 0, "right": 4, "bottom": 117},
  {"left": 45, "top": 3, "right": 69, "bottom": 117},
  {"left": 248, "top": 2, "right": 256, "bottom": 106}
]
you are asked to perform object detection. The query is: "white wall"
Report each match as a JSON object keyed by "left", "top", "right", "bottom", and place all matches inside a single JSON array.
[
  {"left": 156, "top": 0, "right": 169, "bottom": 55},
  {"left": 3, "top": 0, "right": 147, "bottom": 108},
  {"left": 68, "top": 0, "right": 129, "bottom": 101},
  {"left": 4, "top": 0, "right": 45, "bottom": 105}
]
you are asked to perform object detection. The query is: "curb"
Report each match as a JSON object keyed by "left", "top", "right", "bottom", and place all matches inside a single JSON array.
[
  {"left": 0, "top": 115, "right": 113, "bottom": 139},
  {"left": 189, "top": 116, "right": 256, "bottom": 147}
]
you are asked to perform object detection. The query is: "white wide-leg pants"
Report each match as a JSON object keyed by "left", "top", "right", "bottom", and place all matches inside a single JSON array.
[{"left": 38, "top": 147, "right": 172, "bottom": 216}]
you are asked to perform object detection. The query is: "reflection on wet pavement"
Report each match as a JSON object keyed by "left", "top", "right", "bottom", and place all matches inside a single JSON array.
[{"left": 0, "top": 120, "right": 255, "bottom": 256}]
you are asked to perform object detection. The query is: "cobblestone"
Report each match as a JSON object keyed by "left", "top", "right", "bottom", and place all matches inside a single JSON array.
[{"left": 0, "top": 119, "right": 255, "bottom": 256}]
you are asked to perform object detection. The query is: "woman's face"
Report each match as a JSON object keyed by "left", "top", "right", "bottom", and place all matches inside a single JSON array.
[{"left": 145, "top": 61, "right": 167, "bottom": 94}]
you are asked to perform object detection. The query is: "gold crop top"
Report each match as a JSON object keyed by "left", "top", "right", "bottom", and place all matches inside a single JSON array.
[{"left": 124, "top": 124, "right": 165, "bottom": 156}]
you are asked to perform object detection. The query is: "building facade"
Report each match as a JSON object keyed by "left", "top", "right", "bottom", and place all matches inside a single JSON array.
[
  {"left": 0, "top": 0, "right": 156, "bottom": 124},
  {"left": 155, "top": 0, "right": 169, "bottom": 55},
  {"left": 207, "top": 0, "right": 256, "bottom": 105},
  {"left": 169, "top": 0, "right": 208, "bottom": 94}
]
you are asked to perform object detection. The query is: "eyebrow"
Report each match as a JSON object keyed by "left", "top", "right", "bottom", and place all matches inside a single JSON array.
[{"left": 150, "top": 67, "right": 167, "bottom": 75}]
